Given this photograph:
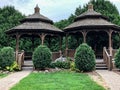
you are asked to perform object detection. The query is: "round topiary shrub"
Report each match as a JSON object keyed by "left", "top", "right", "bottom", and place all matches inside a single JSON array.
[
  {"left": 74, "top": 43, "right": 95, "bottom": 72},
  {"left": 32, "top": 45, "right": 52, "bottom": 70},
  {"left": 0, "top": 47, "right": 15, "bottom": 69},
  {"left": 114, "top": 48, "right": 120, "bottom": 69}
]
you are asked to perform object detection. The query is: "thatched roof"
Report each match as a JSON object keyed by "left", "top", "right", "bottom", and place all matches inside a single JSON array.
[
  {"left": 6, "top": 5, "right": 63, "bottom": 35},
  {"left": 64, "top": 4, "right": 120, "bottom": 32}
]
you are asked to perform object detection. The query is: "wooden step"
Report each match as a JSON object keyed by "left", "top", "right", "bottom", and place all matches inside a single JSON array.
[
  {"left": 22, "top": 67, "right": 33, "bottom": 70},
  {"left": 96, "top": 67, "right": 108, "bottom": 70},
  {"left": 96, "top": 64, "right": 107, "bottom": 67},
  {"left": 96, "top": 59, "right": 108, "bottom": 70},
  {"left": 23, "top": 64, "right": 33, "bottom": 67},
  {"left": 23, "top": 60, "right": 33, "bottom": 66}
]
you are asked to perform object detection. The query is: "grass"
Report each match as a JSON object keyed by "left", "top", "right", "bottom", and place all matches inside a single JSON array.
[
  {"left": 10, "top": 71, "right": 105, "bottom": 90},
  {"left": 0, "top": 73, "right": 7, "bottom": 78}
]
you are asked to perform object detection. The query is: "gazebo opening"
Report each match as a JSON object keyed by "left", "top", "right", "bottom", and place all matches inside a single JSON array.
[{"left": 87, "top": 31, "right": 109, "bottom": 58}]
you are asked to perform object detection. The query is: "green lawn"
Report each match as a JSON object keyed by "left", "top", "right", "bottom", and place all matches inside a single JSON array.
[
  {"left": 11, "top": 71, "right": 105, "bottom": 90},
  {"left": 0, "top": 73, "right": 7, "bottom": 78}
]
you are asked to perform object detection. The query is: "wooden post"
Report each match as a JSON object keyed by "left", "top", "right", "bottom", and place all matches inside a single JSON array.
[
  {"left": 59, "top": 36, "right": 62, "bottom": 56},
  {"left": 82, "top": 31, "right": 87, "bottom": 43},
  {"left": 65, "top": 34, "right": 68, "bottom": 56},
  {"left": 48, "top": 36, "right": 51, "bottom": 48},
  {"left": 108, "top": 30, "right": 113, "bottom": 55},
  {"left": 32, "top": 36, "right": 34, "bottom": 51},
  {"left": 109, "top": 55, "right": 113, "bottom": 71},
  {"left": 16, "top": 34, "right": 20, "bottom": 62},
  {"left": 39, "top": 33, "right": 46, "bottom": 45},
  {"left": 119, "top": 33, "right": 120, "bottom": 47}
]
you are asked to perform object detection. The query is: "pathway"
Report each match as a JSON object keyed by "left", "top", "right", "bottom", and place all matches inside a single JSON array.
[
  {"left": 0, "top": 70, "right": 31, "bottom": 90},
  {"left": 96, "top": 70, "right": 120, "bottom": 90}
]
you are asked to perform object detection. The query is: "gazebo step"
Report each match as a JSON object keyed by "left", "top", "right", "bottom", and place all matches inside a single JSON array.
[
  {"left": 23, "top": 60, "right": 33, "bottom": 67},
  {"left": 96, "top": 59, "right": 108, "bottom": 70},
  {"left": 22, "top": 67, "right": 33, "bottom": 70},
  {"left": 23, "top": 65, "right": 33, "bottom": 67},
  {"left": 96, "top": 67, "right": 108, "bottom": 70},
  {"left": 96, "top": 64, "right": 107, "bottom": 67}
]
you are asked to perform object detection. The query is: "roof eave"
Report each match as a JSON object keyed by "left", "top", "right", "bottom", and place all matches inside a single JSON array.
[{"left": 64, "top": 25, "right": 120, "bottom": 32}]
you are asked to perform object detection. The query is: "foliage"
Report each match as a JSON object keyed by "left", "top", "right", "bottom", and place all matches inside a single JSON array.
[
  {"left": 74, "top": 43, "right": 95, "bottom": 72},
  {"left": 0, "top": 47, "right": 15, "bottom": 69},
  {"left": 32, "top": 45, "right": 52, "bottom": 70},
  {"left": 6, "top": 61, "right": 20, "bottom": 71},
  {"left": 114, "top": 48, "right": 120, "bottom": 69},
  {"left": 70, "top": 61, "right": 76, "bottom": 71},
  {"left": 50, "top": 61, "right": 70, "bottom": 69},
  {"left": 0, "top": 6, "right": 25, "bottom": 49},
  {"left": 10, "top": 71, "right": 105, "bottom": 90},
  {"left": 112, "top": 33, "right": 120, "bottom": 49}
]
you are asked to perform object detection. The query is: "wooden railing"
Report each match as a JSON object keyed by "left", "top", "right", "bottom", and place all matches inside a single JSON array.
[
  {"left": 52, "top": 52, "right": 60, "bottom": 61},
  {"left": 65, "top": 49, "right": 76, "bottom": 58},
  {"left": 17, "top": 50, "right": 24, "bottom": 70},
  {"left": 103, "top": 47, "right": 112, "bottom": 71}
]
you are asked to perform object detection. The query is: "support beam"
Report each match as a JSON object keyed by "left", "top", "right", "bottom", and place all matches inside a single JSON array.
[
  {"left": 16, "top": 34, "right": 21, "bottom": 62},
  {"left": 109, "top": 30, "right": 112, "bottom": 55},
  {"left": 108, "top": 30, "right": 113, "bottom": 55},
  {"left": 82, "top": 31, "right": 87, "bottom": 43},
  {"left": 48, "top": 36, "right": 51, "bottom": 48},
  {"left": 59, "top": 36, "right": 62, "bottom": 56},
  {"left": 65, "top": 34, "right": 68, "bottom": 56},
  {"left": 32, "top": 36, "right": 34, "bottom": 51},
  {"left": 39, "top": 33, "right": 47, "bottom": 45},
  {"left": 16, "top": 34, "right": 21, "bottom": 52}
]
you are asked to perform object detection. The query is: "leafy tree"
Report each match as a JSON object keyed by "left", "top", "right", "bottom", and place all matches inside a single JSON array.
[{"left": 0, "top": 6, "right": 25, "bottom": 49}]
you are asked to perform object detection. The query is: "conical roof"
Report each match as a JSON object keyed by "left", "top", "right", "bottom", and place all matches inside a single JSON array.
[
  {"left": 6, "top": 5, "right": 63, "bottom": 35},
  {"left": 64, "top": 4, "right": 120, "bottom": 32},
  {"left": 20, "top": 5, "right": 53, "bottom": 24}
]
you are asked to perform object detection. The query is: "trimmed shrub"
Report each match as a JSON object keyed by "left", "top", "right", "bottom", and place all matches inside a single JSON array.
[
  {"left": 50, "top": 61, "right": 70, "bottom": 69},
  {"left": 32, "top": 45, "right": 52, "bottom": 70},
  {"left": 114, "top": 48, "right": 120, "bottom": 69},
  {"left": 0, "top": 47, "right": 15, "bottom": 69},
  {"left": 74, "top": 43, "right": 95, "bottom": 72}
]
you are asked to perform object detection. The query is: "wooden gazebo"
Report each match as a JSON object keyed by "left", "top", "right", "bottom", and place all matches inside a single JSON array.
[
  {"left": 6, "top": 5, "right": 63, "bottom": 61},
  {"left": 64, "top": 4, "right": 120, "bottom": 57}
]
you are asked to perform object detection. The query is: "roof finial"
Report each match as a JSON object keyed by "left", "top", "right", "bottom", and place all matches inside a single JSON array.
[
  {"left": 34, "top": 4, "right": 40, "bottom": 13},
  {"left": 88, "top": 3, "right": 93, "bottom": 11}
]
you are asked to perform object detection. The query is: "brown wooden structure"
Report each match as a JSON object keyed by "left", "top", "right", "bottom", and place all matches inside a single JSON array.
[
  {"left": 6, "top": 5, "right": 63, "bottom": 61},
  {"left": 64, "top": 4, "right": 120, "bottom": 57}
]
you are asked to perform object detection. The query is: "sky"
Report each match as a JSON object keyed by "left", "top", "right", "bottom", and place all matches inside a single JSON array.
[{"left": 0, "top": 0, "right": 120, "bottom": 22}]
